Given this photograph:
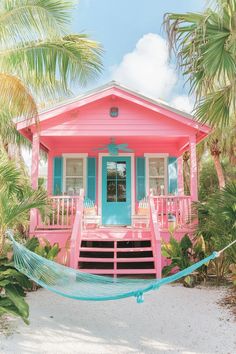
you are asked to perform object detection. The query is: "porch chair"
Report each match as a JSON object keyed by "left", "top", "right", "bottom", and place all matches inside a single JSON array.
[
  {"left": 83, "top": 198, "right": 100, "bottom": 228},
  {"left": 132, "top": 196, "right": 150, "bottom": 228}
]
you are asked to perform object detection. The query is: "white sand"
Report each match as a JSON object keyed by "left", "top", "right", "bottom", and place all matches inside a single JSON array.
[{"left": 0, "top": 285, "right": 235, "bottom": 354}]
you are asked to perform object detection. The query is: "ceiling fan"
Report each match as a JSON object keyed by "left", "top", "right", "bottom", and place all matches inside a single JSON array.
[{"left": 93, "top": 138, "right": 133, "bottom": 155}]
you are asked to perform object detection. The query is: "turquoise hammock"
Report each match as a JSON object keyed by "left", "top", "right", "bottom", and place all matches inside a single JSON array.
[{"left": 7, "top": 232, "right": 236, "bottom": 304}]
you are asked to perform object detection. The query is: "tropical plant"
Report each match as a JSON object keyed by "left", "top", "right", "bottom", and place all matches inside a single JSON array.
[
  {"left": 199, "top": 156, "right": 236, "bottom": 201},
  {"left": 161, "top": 233, "right": 206, "bottom": 286},
  {"left": 196, "top": 182, "right": 236, "bottom": 282},
  {"left": 0, "top": 153, "right": 49, "bottom": 255},
  {"left": 164, "top": 0, "right": 236, "bottom": 188},
  {"left": 0, "top": 256, "right": 32, "bottom": 324},
  {"left": 25, "top": 237, "right": 60, "bottom": 261},
  {"left": 0, "top": 0, "right": 103, "bottom": 155}
]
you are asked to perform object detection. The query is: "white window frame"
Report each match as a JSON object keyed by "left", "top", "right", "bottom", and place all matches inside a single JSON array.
[
  {"left": 62, "top": 153, "right": 88, "bottom": 195},
  {"left": 144, "top": 153, "right": 168, "bottom": 196}
]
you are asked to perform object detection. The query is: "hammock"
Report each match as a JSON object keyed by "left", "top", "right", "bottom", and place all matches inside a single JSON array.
[{"left": 7, "top": 231, "right": 236, "bottom": 303}]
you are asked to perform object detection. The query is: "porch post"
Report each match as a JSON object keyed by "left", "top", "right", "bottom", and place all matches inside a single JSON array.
[
  {"left": 189, "top": 135, "right": 198, "bottom": 201},
  {"left": 177, "top": 155, "right": 184, "bottom": 195},
  {"left": 30, "top": 132, "right": 40, "bottom": 233},
  {"left": 47, "top": 151, "right": 53, "bottom": 195}
]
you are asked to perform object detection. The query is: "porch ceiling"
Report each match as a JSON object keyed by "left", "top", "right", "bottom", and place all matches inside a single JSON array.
[{"left": 40, "top": 135, "right": 191, "bottom": 156}]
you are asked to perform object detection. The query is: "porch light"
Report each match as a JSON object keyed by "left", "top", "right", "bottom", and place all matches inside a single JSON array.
[{"left": 110, "top": 107, "right": 119, "bottom": 117}]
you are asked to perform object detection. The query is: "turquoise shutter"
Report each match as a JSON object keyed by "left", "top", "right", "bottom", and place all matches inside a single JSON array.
[
  {"left": 87, "top": 157, "right": 96, "bottom": 202},
  {"left": 168, "top": 157, "right": 178, "bottom": 195},
  {"left": 53, "top": 157, "right": 63, "bottom": 195},
  {"left": 136, "top": 157, "right": 146, "bottom": 201}
]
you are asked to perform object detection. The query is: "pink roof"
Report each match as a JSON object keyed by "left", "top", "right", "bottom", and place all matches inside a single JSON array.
[{"left": 17, "top": 81, "right": 211, "bottom": 152}]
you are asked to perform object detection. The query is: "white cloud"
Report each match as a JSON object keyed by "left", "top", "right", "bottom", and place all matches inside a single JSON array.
[
  {"left": 170, "top": 95, "right": 194, "bottom": 114},
  {"left": 112, "top": 33, "right": 177, "bottom": 100}
]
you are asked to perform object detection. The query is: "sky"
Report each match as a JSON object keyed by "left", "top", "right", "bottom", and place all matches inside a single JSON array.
[
  {"left": 70, "top": 0, "right": 206, "bottom": 112},
  {"left": 24, "top": 0, "right": 207, "bottom": 173}
]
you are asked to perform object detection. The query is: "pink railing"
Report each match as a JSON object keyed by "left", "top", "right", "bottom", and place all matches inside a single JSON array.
[
  {"left": 149, "top": 191, "right": 162, "bottom": 278},
  {"left": 70, "top": 190, "right": 84, "bottom": 269},
  {"left": 38, "top": 196, "right": 81, "bottom": 229},
  {"left": 153, "top": 195, "right": 192, "bottom": 230}
]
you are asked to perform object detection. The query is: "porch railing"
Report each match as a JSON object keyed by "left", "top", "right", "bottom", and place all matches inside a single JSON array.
[
  {"left": 69, "top": 190, "right": 84, "bottom": 268},
  {"left": 38, "top": 196, "right": 81, "bottom": 229},
  {"left": 152, "top": 195, "right": 192, "bottom": 230},
  {"left": 37, "top": 194, "right": 192, "bottom": 230}
]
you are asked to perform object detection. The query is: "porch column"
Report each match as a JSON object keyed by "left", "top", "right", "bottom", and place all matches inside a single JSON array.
[
  {"left": 177, "top": 155, "right": 184, "bottom": 195},
  {"left": 30, "top": 133, "right": 40, "bottom": 233},
  {"left": 189, "top": 135, "right": 198, "bottom": 201},
  {"left": 47, "top": 152, "right": 53, "bottom": 195}
]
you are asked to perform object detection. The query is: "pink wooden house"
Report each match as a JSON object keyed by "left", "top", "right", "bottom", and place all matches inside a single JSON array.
[{"left": 17, "top": 82, "right": 210, "bottom": 278}]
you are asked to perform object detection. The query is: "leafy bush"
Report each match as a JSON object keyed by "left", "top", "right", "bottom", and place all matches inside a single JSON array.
[
  {"left": 162, "top": 234, "right": 206, "bottom": 286},
  {"left": 0, "top": 257, "right": 32, "bottom": 324},
  {"left": 196, "top": 182, "right": 236, "bottom": 283},
  {"left": 25, "top": 237, "right": 60, "bottom": 261}
]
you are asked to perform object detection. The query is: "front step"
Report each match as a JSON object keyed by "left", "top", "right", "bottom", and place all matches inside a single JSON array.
[{"left": 77, "top": 230, "right": 158, "bottom": 277}]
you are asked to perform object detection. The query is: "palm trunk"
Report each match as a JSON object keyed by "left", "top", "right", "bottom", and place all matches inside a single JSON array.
[
  {"left": 211, "top": 153, "right": 225, "bottom": 189},
  {"left": 210, "top": 139, "right": 225, "bottom": 189},
  {"left": 0, "top": 230, "right": 5, "bottom": 256}
]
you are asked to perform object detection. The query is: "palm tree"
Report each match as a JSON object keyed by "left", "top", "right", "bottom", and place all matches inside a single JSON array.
[
  {"left": 0, "top": 0, "right": 103, "bottom": 155},
  {"left": 164, "top": 0, "right": 236, "bottom": 188},
  {"left": 0, "top": 153, "right": 49, "bottom": 255}
]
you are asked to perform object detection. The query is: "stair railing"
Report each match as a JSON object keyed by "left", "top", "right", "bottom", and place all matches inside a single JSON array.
[
  {"left": 149, "top": 189, "right": 162, "bottom": 278},
  {"left": 69, "top": 189, "right": 84, "bottom": 269}
]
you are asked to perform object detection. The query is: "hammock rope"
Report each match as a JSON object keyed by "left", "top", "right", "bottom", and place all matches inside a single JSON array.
[{"left": 6, "top": 231, "right": 236, "bottom": 303}]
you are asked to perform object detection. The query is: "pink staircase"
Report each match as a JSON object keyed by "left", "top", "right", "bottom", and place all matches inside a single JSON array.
[
  {"left": 69, "top": 191, "right": 162, "bottom": 278},
  {"left": 76, "top": 227, "right": 158, "bottom": 276}
]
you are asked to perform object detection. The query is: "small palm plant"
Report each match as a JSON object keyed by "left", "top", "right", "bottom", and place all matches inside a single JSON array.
[
  {"left": 0, "top": 153, "right": 49, "bottom": 254},
  {"left": 0, "top": 152, "right": 50, "bottom": 323}
]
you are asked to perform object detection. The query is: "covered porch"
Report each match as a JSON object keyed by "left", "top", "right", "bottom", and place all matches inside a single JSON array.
[{"left": 30, "top": 134, "right": 197, "bottom": 232}]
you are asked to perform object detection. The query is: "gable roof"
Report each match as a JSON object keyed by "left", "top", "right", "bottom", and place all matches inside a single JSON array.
[{"left": 17, "top": 81, "right": 211, "bottom": 135}]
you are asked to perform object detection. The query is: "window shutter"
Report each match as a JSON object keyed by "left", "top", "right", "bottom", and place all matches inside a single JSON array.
[
  {"left": 53, "top": 157, "right": 63, "bottom": 195},
  {"left": 87, "top": 157, "right": 96, "bottom": 202},
  {"left": 168, "top": 157, "right": 178, "bottom": 195},
  {"left": 136, "top": 157, "right": 146, "bottom": 201}
]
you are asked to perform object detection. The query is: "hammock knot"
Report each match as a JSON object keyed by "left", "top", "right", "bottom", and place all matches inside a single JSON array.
[
  {"left": 135, "top": 291, "right": 144, "bottom": 304},
  {"left": 213, "top": 251, "right": 220, "bottom": 258}
]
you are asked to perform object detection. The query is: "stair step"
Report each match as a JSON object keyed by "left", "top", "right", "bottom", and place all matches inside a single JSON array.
[
  {"left": 80, "top": 269, "right": 156, "bottom": 275},
  {"left": 79, "top": 247, "right": 153, "bottom": 253},
  {"left": 79, "top": 257, "right": 154, "bottom": 263},
  {"left": 81, "top": 236, "right": 151, "bottom": 242}
]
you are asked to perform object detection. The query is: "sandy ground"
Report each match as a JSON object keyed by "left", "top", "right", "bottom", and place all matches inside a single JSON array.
[{"left": 0, "top": 285, "right": 235, "bottom": 354}]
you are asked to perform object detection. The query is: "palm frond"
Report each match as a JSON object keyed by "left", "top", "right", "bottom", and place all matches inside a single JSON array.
[
  {"left": 164, "top": 4, "right": 236, "bottom": 128},
  {"left": 195, "top": 86, "right": 232, "bottom": 127},
  {"left": 0, "top": 0, "right": 75, "bottom": 49},
  {"left": 0, "top": 73, "right": 37, "bottom": 122},
  {"left": 0, "top": 35, "right": 103, "bottom": 91}
]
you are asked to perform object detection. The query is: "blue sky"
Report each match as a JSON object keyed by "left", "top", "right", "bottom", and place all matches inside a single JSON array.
[{"left": 70, "top": 0, "right": 206, "bottom": 111}]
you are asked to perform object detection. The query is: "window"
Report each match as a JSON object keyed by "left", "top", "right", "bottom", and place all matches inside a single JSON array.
[
  {"left": 63, "top": 155, "right": 86, "bottom": 195},
  {"left": 146, "top": 156, "right": 167, "bottom": 196},
  {"left": 107, "top": 161, "right": 126, "bottom": 202}
]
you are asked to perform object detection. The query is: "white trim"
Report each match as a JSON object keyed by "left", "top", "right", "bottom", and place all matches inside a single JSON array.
[
  {"left": 144, "top": 153, "right": 168, "bottom": 196},
  {"left": 62, "top": 153, "right": 88, "bottom": 195},
  {"left": 98, "top": 153, "right": 135, "bottom": 224}
]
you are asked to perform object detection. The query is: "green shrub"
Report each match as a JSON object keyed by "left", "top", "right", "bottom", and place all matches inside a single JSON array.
[
  {"left": 196, "top": 182, "right": 236, "bottom": 283},
  {"left": 0, "top": 257, "right": 32, "bottom": 324},
  {"left": 162, "top": 233, "right": 206, "bottom": 286}
]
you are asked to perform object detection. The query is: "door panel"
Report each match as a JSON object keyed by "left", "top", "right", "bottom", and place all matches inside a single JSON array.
[{"left": 102, "top": 156, "right": 131, "bottom": 225}]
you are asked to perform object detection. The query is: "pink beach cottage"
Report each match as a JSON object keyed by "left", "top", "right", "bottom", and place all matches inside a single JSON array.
[{"left": 17, "top": 82, "right": 210, "bottom": 278}]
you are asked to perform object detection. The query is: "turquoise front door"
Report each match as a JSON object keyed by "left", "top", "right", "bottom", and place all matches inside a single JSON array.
[{"left": 102, "top": 156, "right": 131, "bottom": 225}]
